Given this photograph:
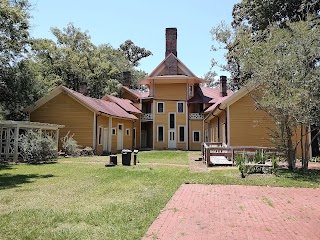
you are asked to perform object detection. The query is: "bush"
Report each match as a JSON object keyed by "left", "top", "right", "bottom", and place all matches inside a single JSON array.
[
  {"left": 19, "top": 130, "right": 58, "bottom": 163},
  {"left": 81, "top": 147, "right": 94, "bottom": 156},
  {"left": 60, "top": 132, "right": 81, "bottom": 156}
]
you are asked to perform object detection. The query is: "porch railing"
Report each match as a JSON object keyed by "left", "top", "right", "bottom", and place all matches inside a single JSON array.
[
  {"left": 201, "top": 142, "right": 281, "bottom": 167},
  {"left": 141, "top": 113, "right": 153, "bottom": 121},
  {"left": 189, "top": 113, "right": 204, "bottom": 120}
]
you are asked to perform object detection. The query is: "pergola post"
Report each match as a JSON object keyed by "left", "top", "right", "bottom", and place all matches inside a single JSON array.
[{"left": 13, "top": 126, "right": 19, "bottom": 161}]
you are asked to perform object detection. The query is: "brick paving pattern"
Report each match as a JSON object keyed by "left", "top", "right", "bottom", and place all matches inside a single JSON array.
[{"left": 143, "top": 184, "right": 320, "bottom": 240}]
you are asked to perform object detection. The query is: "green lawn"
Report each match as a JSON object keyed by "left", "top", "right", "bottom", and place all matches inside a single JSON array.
[{"left": 0, "top": 151, "right": 319, "bottom": 240}]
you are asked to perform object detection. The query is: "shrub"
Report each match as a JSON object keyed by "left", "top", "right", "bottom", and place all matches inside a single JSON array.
[
  {"left": 81, "top": 147, "right": 94, "bottom": 156},
  {"left": 19, "top": 130, "right": 58, "bottom": 163},
  {"left": 60, "top": 132, "right": 81, "bottom": 156}
]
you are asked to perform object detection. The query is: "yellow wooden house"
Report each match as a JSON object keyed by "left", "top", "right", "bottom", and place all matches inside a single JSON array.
[
  {"left": 25, "top": 86, "right": 140, "bottom": 154},
  {"left": 204, "top": 84, "right": 312, "bottom": 158},
  {"left": 118, "top": 28, "right": 232, "bottom": 151}
]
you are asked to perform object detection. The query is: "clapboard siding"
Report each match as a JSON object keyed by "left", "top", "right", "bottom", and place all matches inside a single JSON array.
[
  {"left": 30, "top": 92, "right": 94, "bottom": 149},
  {"left": 229, "top": 94, "right": 275, "bottom": 147}
]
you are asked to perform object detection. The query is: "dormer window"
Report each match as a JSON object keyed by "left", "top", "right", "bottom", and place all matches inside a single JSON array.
[{"left": 189, "top": 85, "right": 193, "bottom": 97}]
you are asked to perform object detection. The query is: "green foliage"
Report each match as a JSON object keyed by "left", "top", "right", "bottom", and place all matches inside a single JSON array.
[
  {"left": 232, "top": 0, "right": 320, "bottom": 32},
  {"left": 60, "top": 131, "right": 81, "bottom": 156},
  {"left": 235, "top": 151, "right": 278, "bottom": 177},
  {"left": 119, "top": 39, "right": 152, "bottom": 67},
  {"left": 0, "top": 0, "right": 31, "bottom": 66},
  {"left": 19, "top": 130, "right": 57, "bottom": 163}
]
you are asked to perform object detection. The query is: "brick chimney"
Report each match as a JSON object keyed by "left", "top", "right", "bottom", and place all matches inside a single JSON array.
[
  {"left": 165, "top": 28, "right": 178, "bottom": 75},
  {"left": 122, "top": 71, "right": 131, "bottom": 87},
  {"left": 165, "top": 28, "right": 177, "bottom": 57},
  {"left": 220, "top": 76, "right": 227, "bottom": 97},
  {"left": 79, "top": 82, "right": 88, "bottom": 96}
]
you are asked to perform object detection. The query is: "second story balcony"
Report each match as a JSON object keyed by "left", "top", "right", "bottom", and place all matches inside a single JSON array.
[
  {"left": 141, "top": 113, "right": 153, "bottom": 121},
  {"left": 189, "top": 113, "right": 204, "bottom": 120}
]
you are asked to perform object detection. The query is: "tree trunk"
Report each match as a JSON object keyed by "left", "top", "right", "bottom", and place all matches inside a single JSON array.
[
  {"left": 302, "top": 125, "right": 309, "bottom": 172},
  {"left": 286, "top": 125, "right": 296, "bottom": 171}
]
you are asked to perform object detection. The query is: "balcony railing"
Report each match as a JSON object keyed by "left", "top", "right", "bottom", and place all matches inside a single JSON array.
[
  {"left": 189, "top": 113, "right": 204, "bottom": 120},
  {"left": 141, "top": 113, "right": 153, "bottom": 121}
]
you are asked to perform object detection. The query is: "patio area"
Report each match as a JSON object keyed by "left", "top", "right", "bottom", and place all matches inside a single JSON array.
[{"left": 143, "top": 184, "right": 320, "bottom": 240}]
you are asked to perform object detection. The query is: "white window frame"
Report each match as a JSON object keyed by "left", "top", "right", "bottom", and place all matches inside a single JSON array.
[
  {"left": 112, "top": 128, "right": 116, "bottom": 135},
  {"left": 178, "top": 125, "right": 185, "bottom": 143},
  {"left": 157, "top": 125, "right": 165, "bottom": 142},
  {"left": 177, "top": 101, "right": 184, "bottom": 114},
  {"left": 193, "top": 131, "right": 201, "bottom": 142},
  {"left": 168, "top": 112, "right": 176, "bottom": 129},
  {"left": 157, "top": 102, "right": 165, "bottom": 113},
  {"left": 98, "top": 126, "right": 103, "bottom": 145},
  {"left": 126, "top": 128, "right": 130, "bottom": 136}
]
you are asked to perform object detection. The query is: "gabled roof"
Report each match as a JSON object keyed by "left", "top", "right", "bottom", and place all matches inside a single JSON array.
[
  {"left": 201, "top": 87, "right": 233, "bottom": 103},
  {"left": 204, "top": 85, "right": 253, "bottom": 114},
  {"left": 101, "top": 95, "right": 142, "bottom": 114},
  {"left": 122, "top": 86, "right": 149, "bottom": 99},
  {"left": 25, "top": 86, "right": 137, "bottom": 120},
  {"left": 149, "top": 53, "right": 197, "bottom": 77},
  {"left": 138, "top": 53, "right": 207, "bottom": 85}
]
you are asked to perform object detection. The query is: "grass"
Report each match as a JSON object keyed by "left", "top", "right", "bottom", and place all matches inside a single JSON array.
[{"left": 0, "top": 151, "right": 319, "bottom": 239}]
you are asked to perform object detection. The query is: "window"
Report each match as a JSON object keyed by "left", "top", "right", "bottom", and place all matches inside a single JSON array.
[
  {"left": 112, "top": 128, "right": 116, "bottom": 135},
  {"left": 205, "top": 130, "right": 209, "bottom": 142},
  {"left": 98, "top": 126, "right": 102, "bottom": 145},
  {"left": 158, "top": 126, "right": 164, "bottom": 142},
  {"left": 169, "top": 113, "right": 175, "bottom": 129},
  {"left": 189, "top": 85, "right": 193, "bottom": 96},
  {"left": 179, "top": 126, "right": 185, "bottom": 142},
  {"left": 177, "top": 102, "right": 184, "bottom": 113},
  {"left": 118, "top": 124, "right": 123, "bottom": 130},
  {"left": 193, "top": 131, "right": 200, "bottom": 142},
  {"left": 126, "top": 128, "right": 130, "bottom": 136},
  {"left": 157, "top": 102, "right": 164, "bottom": 113}
]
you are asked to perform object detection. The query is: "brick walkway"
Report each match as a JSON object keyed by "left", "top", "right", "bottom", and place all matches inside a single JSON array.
[{"left": 143, "top": 184, "right": 320, "bottom": 240}]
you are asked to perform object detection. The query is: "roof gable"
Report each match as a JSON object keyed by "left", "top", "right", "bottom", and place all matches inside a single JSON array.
[
  {"left": 25, "top": 86, "right": 137, "bottom": 120},
  {"left": 148, "top": 53, "right": 196, "bottom": 77}
]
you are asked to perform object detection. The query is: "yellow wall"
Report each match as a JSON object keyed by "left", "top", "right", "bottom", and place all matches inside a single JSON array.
[
  {"left": 96, "top": 115, "right": 109, "bottom": 155},
  {"left": 229, "top": 94, "right": 275, "bottom": 147},
  {"left": 189, "top": 120, "right": 203, "bottom": 150},
  {"left": 30, "top": 92, "right": 94, "bottom": 150},
  {"left": 154, "top": 100, "right": 187, "bottom": 150},
  {"left": 111, "top": 118, "right": 133, "bottom": 153},
  {"left": 155, "top": 83, "right": 187, "bottom": 100}
]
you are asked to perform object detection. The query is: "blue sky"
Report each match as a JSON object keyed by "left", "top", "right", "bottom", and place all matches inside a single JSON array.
[{"left": 29, "top": 0, "right": 240, "bottom": 77}]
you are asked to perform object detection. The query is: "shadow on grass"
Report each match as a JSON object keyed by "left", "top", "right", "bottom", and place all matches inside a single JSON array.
[
  {"left": 0, "top": 173, "right": 54, "bottom": 190},
  {"left": 278, "top": 168, "right": 320, "bottom": 184}
]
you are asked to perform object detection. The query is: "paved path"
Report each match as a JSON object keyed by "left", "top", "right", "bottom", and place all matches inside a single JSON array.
[{"left": 143, "top": 184, "right": 320, "bottom": 240}]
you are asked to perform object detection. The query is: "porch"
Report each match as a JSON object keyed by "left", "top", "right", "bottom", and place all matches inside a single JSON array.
[{"left": 201, "top": 142, "right": 282, "bottom": 167}]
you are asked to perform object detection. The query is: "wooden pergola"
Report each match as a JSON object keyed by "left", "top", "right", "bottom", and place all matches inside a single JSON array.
[{"left": 0, "top": 121, "right": 64, "bottom": 162}]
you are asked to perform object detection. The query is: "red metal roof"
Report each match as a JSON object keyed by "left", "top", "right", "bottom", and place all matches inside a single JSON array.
[
  {"left": 101, "top": 95, "right": 141, "bottom": 114},
  {"left": 122, "top": 86, "right": 149, "bottom": 98},
  {"left": 65, "top": 88, "right": 137, "bottom": 120},
  {"left": 201, "top": 87, "right": 233, "bottom": 103}
]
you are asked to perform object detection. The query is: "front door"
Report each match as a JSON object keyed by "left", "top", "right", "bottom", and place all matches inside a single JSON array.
[
  {"left": 141, "top": 130, "right": 147, "bottom": 148},
  {"left": 103, "top": 128, "right": 108, "bottom": 151},
  {"left": 117, "top": 124, "right": 123, "bottom": 150},
  {"left": 168, "top": 130, "right": 176, "bottom": 148}
]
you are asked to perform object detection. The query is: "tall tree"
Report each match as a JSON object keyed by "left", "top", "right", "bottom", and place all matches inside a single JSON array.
[
  {"left": 0, "top": 0, "right": 40, "bottom": 120},
  {"left": 211, "top": 0, "right": 320, "bottom": 88},
  {"left": 119, "top": 40, "right": 152, "bottom": 67}
]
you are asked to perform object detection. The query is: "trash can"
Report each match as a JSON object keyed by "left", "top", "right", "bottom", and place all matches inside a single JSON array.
[
  {"left": 133, "top": 150, "right": 139, "bottom": 165},
  {"left": 110, "top": 155, "right": 117, "bottom": 165},
  {"left": 121, "top": 149, "right": 132, "bottom": 166}
]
